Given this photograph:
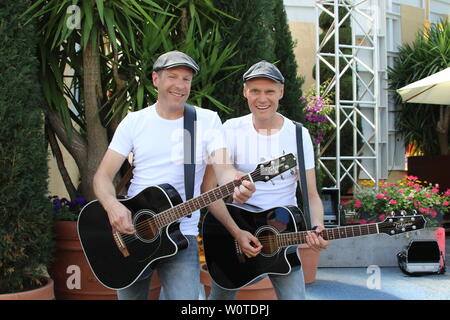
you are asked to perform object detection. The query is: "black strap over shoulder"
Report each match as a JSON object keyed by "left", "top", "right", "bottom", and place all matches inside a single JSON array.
[
  {"left": 184, "top": 104, "right": 196, "bottom": 217},
  {"left": 293, "top": 121, "right": 312, "bottom": 229}
]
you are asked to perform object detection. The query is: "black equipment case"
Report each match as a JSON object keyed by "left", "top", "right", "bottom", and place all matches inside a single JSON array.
[{"left": 397, "top": 240, "right": 445, "bottom": 276}]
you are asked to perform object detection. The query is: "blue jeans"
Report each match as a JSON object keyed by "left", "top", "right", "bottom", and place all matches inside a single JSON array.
[
  {"left": 117, "top": 235, "right": 200, "bottom": 300},
  {"left": 208, "top": 256, "right": 306, "bottom": 300}
]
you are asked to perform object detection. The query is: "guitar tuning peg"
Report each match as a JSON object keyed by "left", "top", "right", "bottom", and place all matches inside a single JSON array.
[
  {"left": 271, "top": 180, "right": 275, "bottom": 186},
  {"left": 280, "top": 175, "right": 285, "bottom": 180},
  {"left": 290, "top": 169, "right": 295, "bottom": 175}
]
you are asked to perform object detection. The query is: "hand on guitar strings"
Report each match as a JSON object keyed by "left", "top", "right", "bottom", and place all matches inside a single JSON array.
[
  {"left": 236, "top": 229, "right": 262, "bottom": 258},
  {"left": 106, "top": 200, "right": 136, "bottom": 235}
]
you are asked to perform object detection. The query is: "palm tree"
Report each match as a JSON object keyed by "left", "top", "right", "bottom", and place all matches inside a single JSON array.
[
  {"left": 389, "top": 20, "right": 450, "bottom": 156},
  {"left": 25, "top": 0, "right": 238, "bottom": 201}
]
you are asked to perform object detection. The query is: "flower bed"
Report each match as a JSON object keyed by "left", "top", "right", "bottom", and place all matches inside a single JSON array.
[{"left": 341, "top": 176, "right": 450, "bottom": 227}]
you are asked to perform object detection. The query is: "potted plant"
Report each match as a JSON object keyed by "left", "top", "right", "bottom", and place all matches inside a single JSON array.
[
  {"left": 388, "top": 20, "right": 450, "bottom": 190},
  {"left": 341, "top": 176, "right": 449, "bottom": 265},
  {"left": 47, "top": 195, "right": 162, "bottom": 300},
  {"left": 341, "top": 176, "right": 449, "bottom": 226},
  {"left": 0, "top": 0, "right": 54, "bottom": 300}
]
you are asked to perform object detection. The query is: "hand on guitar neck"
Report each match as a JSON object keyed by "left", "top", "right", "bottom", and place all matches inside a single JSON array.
[{"left": 305, "top": 225, "right": 329, "bottom": 252}]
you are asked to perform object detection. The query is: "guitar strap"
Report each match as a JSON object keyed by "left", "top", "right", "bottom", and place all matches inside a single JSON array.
[
  {"left": 293, "top": 121, "right": 312, "bottom": 230},
  {"left": 183, "top": 104, "right": 196, "bottom": 217},
  {"left": 115, "top": 104, "right": 197, "bottom": 214}
]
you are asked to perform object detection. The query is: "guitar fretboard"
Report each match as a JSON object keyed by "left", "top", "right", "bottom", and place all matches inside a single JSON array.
[
  {"left": 277, "top": 223, "right": 379, "bottom": 247},
  {"left": 153, "top": 175, "right": 252, "bottom": 229}
]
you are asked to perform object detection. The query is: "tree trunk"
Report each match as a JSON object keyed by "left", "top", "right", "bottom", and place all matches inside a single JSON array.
[
  {"left": 436, "top": 105, "right": 450, "bottom": 156},
  {"left": 44, "top": 106, "right": 88, "bottom": 191},
  {"left": 83, "top": 37, "right": 109, "bottom": 201},
  {"left": 46, "top": 123, "right": 77, "bottom": 200}
]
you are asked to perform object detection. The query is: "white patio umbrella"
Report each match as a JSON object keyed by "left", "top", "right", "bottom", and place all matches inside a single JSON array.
[{"left": 396, "top": 67, "right": 450, "bottom": 105}]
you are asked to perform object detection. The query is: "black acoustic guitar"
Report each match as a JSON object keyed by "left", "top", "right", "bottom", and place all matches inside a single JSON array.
[
  {"left": 77, "top": 153, "right": 297, "bottom": 290},
  {"left": 202, "top": 205, "right": 426, "bottom": 290}
]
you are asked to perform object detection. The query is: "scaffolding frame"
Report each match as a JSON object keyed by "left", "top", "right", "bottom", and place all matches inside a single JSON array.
[{"left": 315, "top": 0, "right": 389, "bottom": 203}]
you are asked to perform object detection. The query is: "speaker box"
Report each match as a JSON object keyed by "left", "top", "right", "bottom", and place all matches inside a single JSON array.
[{"left": 397, "top": 240, "right": 445, "bottom": 276}]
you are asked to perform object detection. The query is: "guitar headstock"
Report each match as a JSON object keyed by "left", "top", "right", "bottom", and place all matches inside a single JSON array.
[
  {"left": 251, "top": 153, "right": 297, "bottom": 183},
  {"left": 378, "top": 213, "right": 426, "bottom": 236}
]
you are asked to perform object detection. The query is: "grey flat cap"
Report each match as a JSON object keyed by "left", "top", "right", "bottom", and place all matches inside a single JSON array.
[
  {"left": 243, "top": 60, "right": 284, "bottom": 84},
  {"left": 153, "top": 51, "right": 200, "bottom": 74}
]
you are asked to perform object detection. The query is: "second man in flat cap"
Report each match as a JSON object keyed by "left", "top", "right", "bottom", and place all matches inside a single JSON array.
[{"left": 202, "top": 60, "right": 329, "bottom": 300}]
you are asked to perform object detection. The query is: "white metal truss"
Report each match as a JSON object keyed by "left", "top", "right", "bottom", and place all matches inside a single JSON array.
[{"left": 315, "top": 0, "right": 389, "bottom": 197}]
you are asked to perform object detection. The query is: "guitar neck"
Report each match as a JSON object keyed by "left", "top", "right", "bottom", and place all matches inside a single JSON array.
[
  {"left": 154, "top": 175, "right": 252, "bottom": 228},
  {"left": 278, "top": 223, "right": 380, "bottom": 247}
]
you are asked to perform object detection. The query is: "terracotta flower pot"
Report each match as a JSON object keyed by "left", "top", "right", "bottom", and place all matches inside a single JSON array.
[
  {"left": 0, "top": 277, "right": 54, "bottom": 300},
  {"left": 200, "top": 263, "right": 277, "bottom": 300},
  {"left": 299, "top": 247, "right": 320, "bottom": 284},
  {"left": 49, "top": 221, "right": 161, "bottom": 300}
]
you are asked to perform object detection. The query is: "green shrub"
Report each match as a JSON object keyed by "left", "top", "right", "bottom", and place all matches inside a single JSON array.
[
  {"left": 388, "top": 20, "right": 450, "bottom": 156},
  {"left": 0, "top": 0, "right": 54, "bottom": 293}
]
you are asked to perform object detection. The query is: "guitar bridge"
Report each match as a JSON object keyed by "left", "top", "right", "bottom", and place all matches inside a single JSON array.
[
  {"left": 235, "top": 240, "right": 246, "bottom": 263},
  {"left": 113, "top": 231, "right": 130, "bottom": 257}
]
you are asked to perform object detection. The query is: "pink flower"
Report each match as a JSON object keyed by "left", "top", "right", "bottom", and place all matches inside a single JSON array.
[
  {"left": 376, "top": 194, "right": 384, "bottom": 199},
  {"left": 389, "top": 199, "right": 397, "bottom": 205},
  {"left": 443, "top": 201, "right": 449, "bottom": 206},
  {"left": 359, "top": 219, "right": 367, "bottom": 225},
  {"left": 398, "top": 189, "right": 405, "bottom": 194},
  {"left": 354, "top": 199, "right": 362, "bottom": 208},
  {"left": 419, "top": 207, "right": 426, "bottom": 213},
  {"left": 430, "top": 211, "right": 437, "bottom": 217},
  {"left": 378, "top": 214, "right": 385, "bottom": 221},
  {"left": 341, "top": 201, "right": 348, "bottom": 206},
  {"left": 407, "top": 175, "right": 418, "bottom": 180},
  {"left": 426, "top": 194, "right": 431, "bottom": 198},
  {"left": 432, "top": 188, "right": 439, "bottom": 193}
]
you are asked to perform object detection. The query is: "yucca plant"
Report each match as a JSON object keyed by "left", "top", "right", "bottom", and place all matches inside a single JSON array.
[
  {"left": 24, "top": 1, "right": 240, "bottom": 203},
  {"left": 388, "top": 20, "right": 450, "bottom": 156}
]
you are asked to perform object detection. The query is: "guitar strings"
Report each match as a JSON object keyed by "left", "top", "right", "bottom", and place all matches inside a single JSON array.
[{"left": 118, "top": 168, "right": 267, "bottom": 244}]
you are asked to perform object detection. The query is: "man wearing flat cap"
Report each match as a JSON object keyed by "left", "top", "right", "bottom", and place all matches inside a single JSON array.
[
  {"left": 93, "top": 51, "right": 260, "bottom": 300},
  {"left": 202, "top": 60, "right": 328, "bottom": 300}
]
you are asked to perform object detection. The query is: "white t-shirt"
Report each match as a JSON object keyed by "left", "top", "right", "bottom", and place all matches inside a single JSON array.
[
  {"left": 223, "top": 113, "right": 315, "bottom": 210},
  {"left": 109, "top": 103, "right": 227, "bottom": 236}
]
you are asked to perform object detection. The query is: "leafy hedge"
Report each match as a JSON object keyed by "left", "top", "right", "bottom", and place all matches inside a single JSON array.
[{"left": 0, "top": 0, "right": 54, "bottom": 293}]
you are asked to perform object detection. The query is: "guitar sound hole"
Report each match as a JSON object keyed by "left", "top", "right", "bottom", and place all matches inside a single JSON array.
[
  {"left": 257, "top": 228, "right": 278, "bottom": 257},
  {"left": 134, "top": 212, "right": 159, "bottom": 242}
]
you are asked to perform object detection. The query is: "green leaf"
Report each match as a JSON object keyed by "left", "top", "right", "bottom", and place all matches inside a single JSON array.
[
  {"left": 95, "top": 0, "right": 105, "bottom": 25},
  {"left": 104, "top": 7, "right": 117, "bottom": 50},
  {"left": 137, "top": 85, "right": 144, "bottom": 110}
]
